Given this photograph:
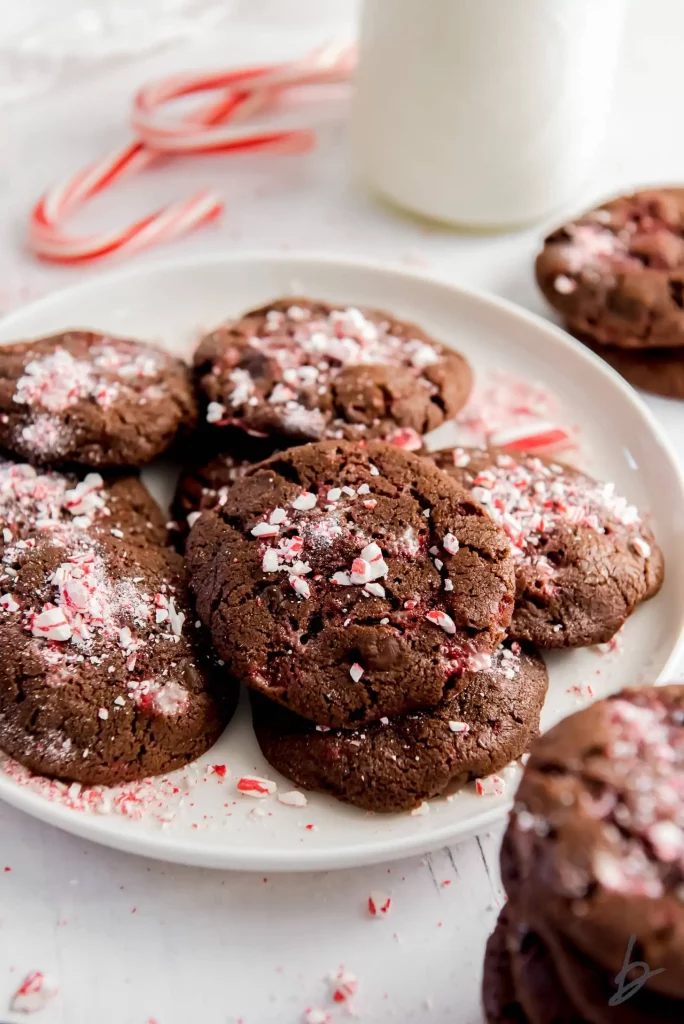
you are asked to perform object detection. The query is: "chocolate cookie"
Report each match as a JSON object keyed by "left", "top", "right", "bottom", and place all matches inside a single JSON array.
[
  {"left": 576, "top": 331, "right": 684, "bottom": 399},
  {"left": 193, "top": 297, "right": 472, "bottom": 445},
  {"left": 536, "top": 188, "right": 684, "bottom": 350},
  {"left": 252, "top": 640, "right": 547, "bottom": 812},
  {"left": 430, "top": 447, "right": 663, "bottom": 648},
  {"left": 172, "top": 428, "right": 281, "bottom": 541},
  {"left": 485, "top": 905, "right": 682, "bottom": 1024},
  {"left": 503, "top": 685, "right": 684, "bottom": 1000},
  {"left": 483, "top": 909, "right": 532, "bottom": 1024},
  {"left": 187, "top": 439, "right": 516, "bottom": 729},
  {"left": 173, "top": 426, "right": 428, "bottom": 544},
  {"left": 0, "top": 331, "right": 197, "bottom": 467},
  {"left": 0, "top": 460, "right": 235, "bottom": 785}
]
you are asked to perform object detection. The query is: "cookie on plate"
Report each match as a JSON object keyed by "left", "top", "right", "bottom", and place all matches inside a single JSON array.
[
  {"left": 252, "top": 640, "right": 547, "bottom": 812},
  {"left": 193, "top": 297, "right": 472, "bottom": 445},
  {"left": 172, "top": 425, "right": 428, "bottom": 545},
  {"left": 187, "top": 439, "right": 515, "bottom": 729},
  {"left": 576, "top": 330, "right": 684, "bottom": 399},
  {"left": 536, "top": 187, "right": 684, "bottom": 350},
  {"left": 430, "top": 447, "right": 663, "bottom": 648},
  {"left": 0, "top": 331, "right": 197, "bottom": 467},
  {"left": 484, "top": 684, "right": 684, "bottom": 1023},
  {"left": 0, "top": 460, "right": 235, "bottom": 785},
  {"left": 171, "top": 428, "right": 278, "bottom": 540}
]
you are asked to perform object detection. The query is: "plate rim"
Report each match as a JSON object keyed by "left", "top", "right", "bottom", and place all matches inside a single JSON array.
[{"left": 1, "top": 249, "right": 684, "bottom": 870}]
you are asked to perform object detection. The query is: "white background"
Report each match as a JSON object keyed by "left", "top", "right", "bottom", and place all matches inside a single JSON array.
[{"left": 1, "top": 2, "right": 684, "bottom": 1022}]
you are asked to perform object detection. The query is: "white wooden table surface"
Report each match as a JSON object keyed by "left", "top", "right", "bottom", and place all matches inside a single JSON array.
[{"left": 1, "top": 2, "right": 683, "bottom": 1022}]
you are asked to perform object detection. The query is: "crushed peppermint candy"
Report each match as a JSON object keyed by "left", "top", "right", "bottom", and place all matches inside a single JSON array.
[
  {"left": 0, "top": 592, "right": 20, "bottom": 613},
  {"left": 476, "top": 775, "right": 506, "bottom": 797},
  {"left": 368, "top": 890, "right": 392, "bottom": 916},
  {"left": 10, "top": 971, "right": 57, "bottom": 1014},
  {"left": 208, "top": 304, "right": 445, "bottom": 440},
  {"left": 236, "top": 776, "right": 277, "bottom": 798},
  {"left": 349, "top": 663, "right": 364, "bottom": 682},
  {"left": 292, "top": 491, "right": 317, "bottom": 511},
  {"left": 0, "top": 460, "right": 197, "bottom": 743},
  {"left": 554, "top": 274, "right": 577, "bottom": 294},
  {"left": 12, "top": 342, "right": 167, "bottom": 433},
  {"left": 455, "top": 371, "right": 575, "bottom": 456},
  {"left": 278, "top": 790, "right": 308, "bottom": 808},
  {"left": 450, "top": 450, "right": 650, "bottom": 570},
  {"left": 386, "top": 426, "right": 423, "bottom": 451},
  {"left": 442, "top": 533, "right": 459, "bottom": 555},
  {"left": 303, "top": 1010, "right": 331, "bottom": 1024},
  {"left": 329, "top": 967, "right": 359, "bottom": 1004},
  {"left": 206, "top": 401, "right": 227, "bottom": 424},
  {"left": 572, "top": 692, "right": 684, "bottom": 897},
  {"left": 448, "top": 721, "right": 470, "bottom": 734},
  {"left": 425, "top": 609, "right": 456, "bottom": 635}
]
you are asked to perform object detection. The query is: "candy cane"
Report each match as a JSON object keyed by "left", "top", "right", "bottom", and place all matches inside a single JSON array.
[
  {"left": 29, "top": 44, "right": 355, "bottom": 265},
  {"left": 488, "top": 422, "right": 572, "bottom": 453}
]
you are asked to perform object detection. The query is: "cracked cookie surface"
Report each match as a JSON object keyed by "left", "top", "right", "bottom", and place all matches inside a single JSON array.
[
  {"left": 193, "top": 297, "right": 471, "bottom": 446},
  {"left": 430, "top": 447, "right": 663, "bottom": 648},
  {"left": 252, "top": 640, "right": 547, "bottom": 812},
  {"left": 536, "top": 187, "right": 684, "bottom": 350},
  {"left": 0, "top": 330, "right": 197, "bottom": 467},
  {"left": 0, "top": 460, "right": 234, "bottom": 785},
  {"left": 186, "top": 439, "right": 515, "bottom": 728}
]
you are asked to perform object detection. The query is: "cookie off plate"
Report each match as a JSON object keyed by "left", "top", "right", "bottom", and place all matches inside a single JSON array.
[{"left": 0, "top": 253, "right": 682, "bottom": 871}]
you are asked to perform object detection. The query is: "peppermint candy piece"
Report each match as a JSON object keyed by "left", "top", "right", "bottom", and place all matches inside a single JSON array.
[
  {"left": 443, "top": 533, "right": 460, "bottom": 555},
  {"left": 292, "top": 491, "right": 317, "bottom": 511},
  {"left": 31, "top": 606, "right": 72, "bottom": 642},
  {"left": 476, "top": 774, "right": 506, "bottom": 797},
  {"left": 278, "top": 790, "right": 308, "bottom": 808},
  {"left": 425, "top": 609, "right": 456, "bottom": 635},
  {"left": 10, "top": 971, "right": 57, "bottom": 1014},
  {"left": 237, "top": 776, "right": 277, "bottom": 798},
  {"left": 368, "top": 890, "right": 392, "bottom": 916},
  {"left": 206, "top": 401, "right": 227, "bottom": 424},
  {"left": 251, "top": 521, "right": 280, "bottom": 538},
  {"left": 290, "top": 576, "right": 311, "bottom": 599},
  {"left": 350, "top": 558, "right": 372, "bottom": 585}
]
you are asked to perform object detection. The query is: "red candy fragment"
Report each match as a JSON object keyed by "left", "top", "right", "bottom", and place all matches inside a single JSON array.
[
  {"left": 368, "top": 890, "right": 392, "bottom": 916},
  {"left": 10, "top": 971, "right": 57, "bottom": 1014},
  {"left": 236, "top": 775, "right": 277, "bottom": 798}
]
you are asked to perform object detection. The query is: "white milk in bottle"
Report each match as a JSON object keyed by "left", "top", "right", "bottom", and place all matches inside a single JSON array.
[{"left": 352, "top": 0, "right": 626, "bottom": 229}]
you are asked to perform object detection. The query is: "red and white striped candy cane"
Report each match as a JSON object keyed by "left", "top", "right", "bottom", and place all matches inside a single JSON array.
[{"left": 29, "top": 44, "right": 355, "bottom": 265}]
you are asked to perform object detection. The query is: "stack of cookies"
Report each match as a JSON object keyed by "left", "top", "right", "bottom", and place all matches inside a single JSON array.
[
  {"left": 0, "top": 297, "right": 667, "bottom": 806},
  {"left": 0, "top": 331, "right": 237, "bottom": 785},
  {"left": 536, "top": 187, "right": 684, "bottom": 399},
  {"left": 180, "top": 297, "right": 663, "bottom": 812},
  {"left": 484, "top": 684, "right": 684, "bottom": 1023}
]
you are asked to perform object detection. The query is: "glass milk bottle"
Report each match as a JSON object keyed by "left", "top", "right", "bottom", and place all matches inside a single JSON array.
[{"left": 352, "top": 0, "right": 626, "bottom": 229}]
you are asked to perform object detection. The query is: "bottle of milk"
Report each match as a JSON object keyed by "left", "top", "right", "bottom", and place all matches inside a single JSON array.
[{"left": 352, "top": 0, "right": 626, "bottom": 229}]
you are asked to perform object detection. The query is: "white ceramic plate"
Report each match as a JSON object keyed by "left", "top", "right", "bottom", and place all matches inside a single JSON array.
[{"left": 0, "top": 253, "right": 683, "bottom": 871}]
